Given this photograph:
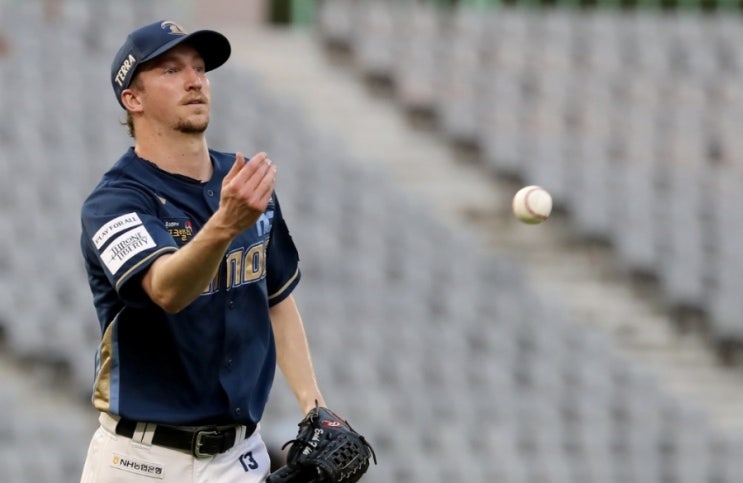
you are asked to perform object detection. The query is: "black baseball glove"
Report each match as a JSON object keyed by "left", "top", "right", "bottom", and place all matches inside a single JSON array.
[{"left": 267, "top": 404, "right": 376, "bottom": 483}]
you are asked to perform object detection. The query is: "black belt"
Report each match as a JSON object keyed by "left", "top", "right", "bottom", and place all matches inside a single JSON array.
[{"left": 116, "top": 418, "right": 256, "bottom": 457}]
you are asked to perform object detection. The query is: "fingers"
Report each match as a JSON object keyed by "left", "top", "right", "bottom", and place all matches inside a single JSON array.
[
  {"left": 252, "top": 162, "right": 277, "bottom": 203},
  {"left": 224, "top": 152, "right": 246, "bottom": 184},
  {"left": 217, "top": 152, "right": 277, "bottom": 233},
  {"left": 224, "top": 151, "right": 276, "bottom": 208},
  {"left": 225, "top": 151, "right": 266, "bottom": 186},
  {"left": 233, "top": 152, "right": 268, "bottom": 183},
  {"left": 235, "top": 152, "right": 274, "bottom": 194}
]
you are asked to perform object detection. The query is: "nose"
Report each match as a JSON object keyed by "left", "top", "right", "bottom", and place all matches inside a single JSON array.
[{"left": 185, "top": 66, "right": 204, "bottom": 90}]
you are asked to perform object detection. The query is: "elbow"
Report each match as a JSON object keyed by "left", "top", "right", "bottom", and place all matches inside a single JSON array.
[
  {"left": 160, "top": 301, "right": 186, "bottom": 315},
  {"left": 150, "top": 290, "right": 188, "bottom": 314},
  {"left": 141, "top": 255, "right": 202, "bottom": 314}
]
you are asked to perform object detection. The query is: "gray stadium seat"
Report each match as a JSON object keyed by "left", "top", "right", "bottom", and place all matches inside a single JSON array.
[{"left": 391, "top": 2, "right": 440, "bottom": 112}]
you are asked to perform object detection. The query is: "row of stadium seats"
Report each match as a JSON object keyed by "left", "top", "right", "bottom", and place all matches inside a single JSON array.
[
  {"left": 317, "top": 0, "right": 743, "bottom": 351},
  {"left": 432, "top": 0, "right": 743, "bottom": 11},
  {"left": 274, "top": 0, "right": 743, "bottom": 26},
  {"left": 1, "top": 0, "right": 743, "bottom": 482},
  {"left": 0, "top": 2, "right": 178, "bottom": 481},
  {"left": 264, "top": 103, "right": 743, "bottom": 481},
  {"left": 0, "top": 0, "right": 164, "bottom": 394},
  {"left": 0, "top": 366, "right": 95, "bottom": 483},
  {"left": 207, "top": 22, "right": 743, "bottom": 482}
]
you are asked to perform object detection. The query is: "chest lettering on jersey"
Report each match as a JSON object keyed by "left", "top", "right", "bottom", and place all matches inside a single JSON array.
[
  {"left": 255, "top": 211, "right": 274, "bottom": 237},
  {"left": 202, "top": 239, "right": 268, "bottom": 294},
  {"left": 164, "top": 218, "right": 195, "bottom": 244}
]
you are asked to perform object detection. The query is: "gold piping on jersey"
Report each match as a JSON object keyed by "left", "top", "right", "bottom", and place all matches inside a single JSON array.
[
  {"left": 268, "top": 267, "right": 300, "bottom": 301},
  {"left": 114, "top": 247, "right": 178, "bottom": 293},
  {"left": 93, "top": 318, "right": 117, "bottom": 412}
]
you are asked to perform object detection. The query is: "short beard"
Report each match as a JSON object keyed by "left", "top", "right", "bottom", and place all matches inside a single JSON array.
[{"left": 175, "top": 117, "right": 209, "bottom": 134}]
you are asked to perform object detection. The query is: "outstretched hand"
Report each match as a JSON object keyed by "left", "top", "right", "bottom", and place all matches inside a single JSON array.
[{"left": 217, "top": 151, "right": 276, "bottom": 236}]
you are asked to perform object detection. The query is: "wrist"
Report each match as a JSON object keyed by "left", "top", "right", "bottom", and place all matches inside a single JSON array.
[
  {"left": 206, "top": 209, "right": 241, "bottom": 242},
  {"left": 301, "top": 396, "right": 325, "bottom": 415}
]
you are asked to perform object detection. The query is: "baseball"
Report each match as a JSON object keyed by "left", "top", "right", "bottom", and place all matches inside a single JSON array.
[{"left": 512, "top": 185, "right": 552, "bottom": 224}]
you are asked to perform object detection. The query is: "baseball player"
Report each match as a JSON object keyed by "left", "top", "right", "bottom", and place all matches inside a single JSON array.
[{"left": 78, "top": 20, "right": 327, "bottom": 482}]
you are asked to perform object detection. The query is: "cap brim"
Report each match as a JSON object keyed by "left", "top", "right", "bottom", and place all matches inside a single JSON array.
[{"left": 141, "top": 29, "right": 231, "bottom": 72}]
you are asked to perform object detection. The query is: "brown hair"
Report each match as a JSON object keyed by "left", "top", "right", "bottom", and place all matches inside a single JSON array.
[{"left": 122, "top": 111, "right": 135, "bottom": 138}]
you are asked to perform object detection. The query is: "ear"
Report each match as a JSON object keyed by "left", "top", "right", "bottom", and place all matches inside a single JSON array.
[{"left": 121, "top": 88, "right": 144, "bottom": 113}]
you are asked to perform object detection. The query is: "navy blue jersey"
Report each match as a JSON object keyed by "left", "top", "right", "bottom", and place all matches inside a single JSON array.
[{"left": 80, "top": 147, "right": 300, "bottom": 426}]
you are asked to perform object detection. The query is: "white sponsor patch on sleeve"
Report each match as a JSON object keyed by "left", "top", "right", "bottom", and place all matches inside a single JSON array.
[
  {"left": 101, "top": 225, "right": 156, "bottom": 275},
  {"left": 92, "top": 212, "right": 143, "bottom": 249}
]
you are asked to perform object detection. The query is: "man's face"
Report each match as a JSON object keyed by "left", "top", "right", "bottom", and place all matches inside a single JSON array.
[{"left": 132, "top": 44, "right": 211, "bottom": 134}]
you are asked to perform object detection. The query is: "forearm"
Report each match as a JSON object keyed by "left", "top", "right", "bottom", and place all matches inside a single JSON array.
[
  {"left": 143, "top": 210, "right": 237, "bottom": 313},
  {"left": 143, "top": 152, "right": 276, "bottom": 313},
  {"left": 270, "top": 295, "right": 325, "bottom": 414}
]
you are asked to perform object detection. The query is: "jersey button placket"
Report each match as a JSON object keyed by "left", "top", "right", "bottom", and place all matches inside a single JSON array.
[{"left": 204, "top": 185, "right": 218, "bottom": 210}]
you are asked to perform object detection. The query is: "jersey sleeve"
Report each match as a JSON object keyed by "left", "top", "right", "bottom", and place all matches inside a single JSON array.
[
  {"left": 265, "top": 194, "right": 301, "bottom": 306},
  {"left": 81, "top": 184, "right": 178, "bottom": 306}
]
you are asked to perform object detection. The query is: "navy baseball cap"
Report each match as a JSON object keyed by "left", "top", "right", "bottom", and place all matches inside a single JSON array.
[{"left": 111, "top": 20, "right": 231, "bottom": 108}]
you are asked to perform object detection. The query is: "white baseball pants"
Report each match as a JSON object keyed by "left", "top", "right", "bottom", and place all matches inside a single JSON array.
[{"left": 79, "top": 413, "right": 271, "bottom": 483}]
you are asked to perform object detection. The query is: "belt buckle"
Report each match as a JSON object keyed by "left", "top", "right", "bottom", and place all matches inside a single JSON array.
[{"left": 193, "top": 429, "right": 219, "bottom": 458}]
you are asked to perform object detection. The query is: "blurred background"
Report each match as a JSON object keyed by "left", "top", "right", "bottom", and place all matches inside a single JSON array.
[{"left": 2, "top": 0, "right": 743, "bottom": 481}]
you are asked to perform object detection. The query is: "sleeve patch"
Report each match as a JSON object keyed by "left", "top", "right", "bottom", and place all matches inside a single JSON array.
[
  {"left": 92, "top": 212, "right": 143, "bottom": 249},
  {"left": 101, "top": 225, "right": 156, "bottom": 275}
]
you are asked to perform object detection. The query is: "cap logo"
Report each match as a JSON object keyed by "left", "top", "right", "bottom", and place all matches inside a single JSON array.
[
  {"left": 161, "top": 21, "right": 188, "bottom": 36},
  {"left": 114, "top": 53, "right": 137, "bottom": 87}
]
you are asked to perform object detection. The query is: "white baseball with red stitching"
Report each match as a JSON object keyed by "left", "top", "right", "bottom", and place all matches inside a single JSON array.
[{"left": 512, "top": 185, "right": 552, "bottom": 224}]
